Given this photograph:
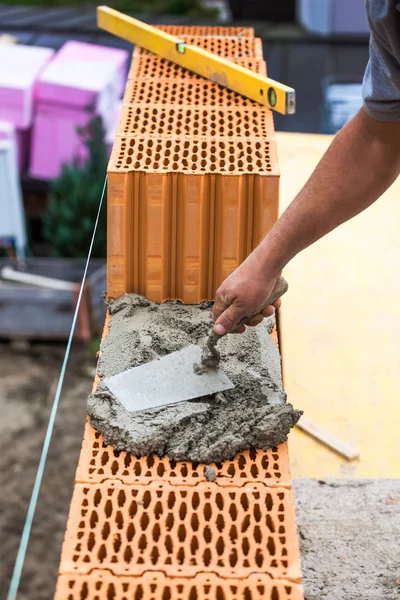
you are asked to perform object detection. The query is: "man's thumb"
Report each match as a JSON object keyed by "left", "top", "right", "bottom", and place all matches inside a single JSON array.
[{"left": 214, "top": 303, "right": 246, "bottom": 335}]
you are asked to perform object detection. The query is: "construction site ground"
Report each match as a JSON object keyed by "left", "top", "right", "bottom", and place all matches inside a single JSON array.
[{"left": 1, "top": 344, "right": 399, "bottom": 600}]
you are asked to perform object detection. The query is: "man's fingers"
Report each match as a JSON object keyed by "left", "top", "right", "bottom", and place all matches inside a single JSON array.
[
  {"left": 245, "top": 314, "right": 264, "bottom": 327},
  {"left": 212, "top": 296, "right": 231, "bottom": 322},
  {"left": 261, "top": 306, "right": 275, "bottom": 318},
  {"left": 261, "top": 298, "right": 281, "bottom": 318},
  {"left": 214, "top": 302, "right": 248, "bottom": 335}
]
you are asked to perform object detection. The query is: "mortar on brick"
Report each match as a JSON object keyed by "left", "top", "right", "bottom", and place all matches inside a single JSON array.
[{"left": 87, "top": 294, "right": 301, "bottom": 463}]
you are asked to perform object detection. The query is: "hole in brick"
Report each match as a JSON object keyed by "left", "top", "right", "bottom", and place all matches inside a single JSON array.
[
  {"left": 203, "top": 548, "right": 212, "bottom": 566},
  {"left": 143, "top": 491, "right": 151, "bottom": 508},
  {"left": 80, "top": 582, "right": 89, "bottom": 600},
  {"left": 113, "top": 533, "right": 122, "bottom": 553},
  {"left": 118, "top": 491, "right": 126, "bottom": 507},
  {"left": 178, "top": 523, "right": 186, "bottom": 542},
  {"left": 165, "top": 534, "right": 173, "bottom": 553},
  {"left": 179, "top": 502, "right": 187, "bottom": 520},
  {"left": 102, "top": 522, "right": 110, "bottom": 539},
  {"left": 129, "top": 501, "right": 137, "bottom": 518},
  {"left": 266, "top": 494, "right": 273, "bottom": 511},
  {"left": 253, "top": 504, "right": 261, "bottom": 522},
  {"left": 241, "top": 514, "right": 250, "bottom": 533},
  {"left": 138, "top": 533, "right": 147, "bottom": 551},
  {"left": 127, "top": 522, "right": 135, "bottom": 541},
  {"left": 98, "top": 544, "right": 107, "bottom": 562},
  {"left": 87, "top": 532, "right": 95, "bottom": 551},
  {"left": 240, "top": 494, "right": 249, "bottom": 511},
  {"left": 90, "top": 510, "right": 98, "bottom": 528},
  {"left": 203, "top": 525, "right": 212, "bottom": 544},
  {"left": 124, "top": 545, "right": 133, "bottom": 563},
  {"left": 229, "top": 523, "right": 238, "bottom": 542},
  {"left": 266, "top": 513, "right": 275, "bottom": 533},
  {"left": 192, "top": 492, "right": 200, "bottom": 510},
  {"left": 215, "top": 513, "right": 225, "bottom": 532},
  {"left": 151, "top": 546, "right": 159, "bottom": 564},
  {"left": 216, "top": 587, "right": 225, "bottom": 600},
  {"left": 167, "top": 492, "right": 176, "bottom": 509},
  {"left": 229, "top": 548, "right": 238, "bottom": 567},
  {"left": 177, "top": 547, "right": 185, "bottom": 563},
  {"left": 267, "top": 536, "right": 276, "bottom": 556},
  {"left": 242, "top": 537, "right": 250, "bottom": 556},
  {"left": 140, "top": 512, "right": 149, "bottom": 530},
  {"left": 163, "top": 588, "right": 172, "bottom": 600},
  {"left": 152, "top": 522, "right": 161, "bottom": 542},
  {"left": 116, "top": 510, "right": 123, "bottom": 529},
  {"left": 204, "top": 503, "right": 212, "bottom": 521},
  {"left": 229, "top": 503, "right": 238, "bottom": 521},
  {"left": 190, "top": 513, "right": 199, "bottom": 531},
  {"left": 216, "top": 535, "right": 224, "bottom": 555}
]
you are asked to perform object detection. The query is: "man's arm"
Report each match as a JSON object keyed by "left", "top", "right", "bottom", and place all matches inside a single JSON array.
[{"left": 213, "top": 108, "right": 400, "bottom": 335}]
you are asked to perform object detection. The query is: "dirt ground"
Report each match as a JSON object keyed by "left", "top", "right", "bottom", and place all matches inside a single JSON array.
[{"left": 0, "top": 341, "right": 95, "bottom": 600}]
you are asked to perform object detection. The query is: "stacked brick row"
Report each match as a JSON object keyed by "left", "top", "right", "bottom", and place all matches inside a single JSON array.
[
  {"left": 107, "top": 27, "right": 279, "bottom": 303},
  {"left": 54, "top": 27, "right": 303, "bottom": 600}
]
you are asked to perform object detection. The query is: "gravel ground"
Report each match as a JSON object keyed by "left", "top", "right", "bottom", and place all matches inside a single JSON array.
[{"left": 294, "top": 478, "right": 400, "bottom": 600}]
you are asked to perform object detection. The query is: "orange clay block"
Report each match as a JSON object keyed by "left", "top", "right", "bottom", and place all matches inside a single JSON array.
[
  {"left": 59, "top": 481, "right": 301, "bottom": 581},
  {"left": 117, "top": 106, "right": 274, "bottom": 139},
  {"left": 127, "top": 55, "right": 267, "bottom": 80},
  {"left": 107, "top": 139, "right": 279, "bottom": 302},
  {"left": 156, "top": 25, "right": 255, "bottom": 37},
  {"left": 76, "top": 423, "right": 292, "bottom": 488},
  {"left": 107, "top": 36, "right": 279, "bottom": 302},
  {"left": 55, "top": 572, "right": 304, "bottom": 600},
  {"left": 133, "top": 35, "right": 263, "bottom": 59},
  {"left": 123, "top": 77, "right": 269, "bottom": 108}
]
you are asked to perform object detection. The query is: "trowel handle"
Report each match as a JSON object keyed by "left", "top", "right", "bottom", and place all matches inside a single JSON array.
[{"left": 237, "top": 276, "right": 288, "bottom": 327}]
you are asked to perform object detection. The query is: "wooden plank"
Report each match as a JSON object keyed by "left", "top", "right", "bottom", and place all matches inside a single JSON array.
[
  {"left": 276, "top": 131, "right": 400, "bottom": 478},
  {"left": 297, "top": 417, "right": 359, "bottom": 461}
]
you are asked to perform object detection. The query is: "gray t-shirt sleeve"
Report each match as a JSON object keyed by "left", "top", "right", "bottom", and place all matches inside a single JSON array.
[{"left": 362, "top": 0, "right": 400, "bottom": 121}]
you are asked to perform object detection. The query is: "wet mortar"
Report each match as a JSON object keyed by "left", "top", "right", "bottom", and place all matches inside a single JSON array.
[{"left": 87, "top": 294, "right": 302, "bottom": 463}]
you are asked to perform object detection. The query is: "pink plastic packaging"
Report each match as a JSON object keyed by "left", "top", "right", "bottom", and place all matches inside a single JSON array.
[{"left": 30, "top": 41, "right": 128, "bottom": 180}]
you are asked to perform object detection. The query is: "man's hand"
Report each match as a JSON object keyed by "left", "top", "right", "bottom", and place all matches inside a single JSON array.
[{"left": 212, "top": 250, "right": 281, "bottom": 335}]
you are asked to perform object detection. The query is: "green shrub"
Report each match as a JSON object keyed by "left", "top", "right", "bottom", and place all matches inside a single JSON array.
[{"left": 43, "top": 115, "right": 108, "bottom": 259}]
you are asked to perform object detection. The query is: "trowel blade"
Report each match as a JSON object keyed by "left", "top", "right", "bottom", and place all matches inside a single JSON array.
[{"left": 103, "top": 344, "right": 234, "bottom": 413}]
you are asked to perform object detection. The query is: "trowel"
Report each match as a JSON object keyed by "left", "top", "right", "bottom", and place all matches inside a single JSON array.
[{"left": 104, "top": 277, "right": 288, "bottom": 413}]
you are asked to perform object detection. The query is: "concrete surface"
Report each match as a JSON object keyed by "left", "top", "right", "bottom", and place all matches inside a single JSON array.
[{"left": 294, "top": 479, "right": 400, "bottom": 599}]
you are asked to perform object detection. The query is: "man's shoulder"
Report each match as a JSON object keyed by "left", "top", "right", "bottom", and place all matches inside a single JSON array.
[{"left": 366, "top": 0, "right": 400, "bottom": 41}]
